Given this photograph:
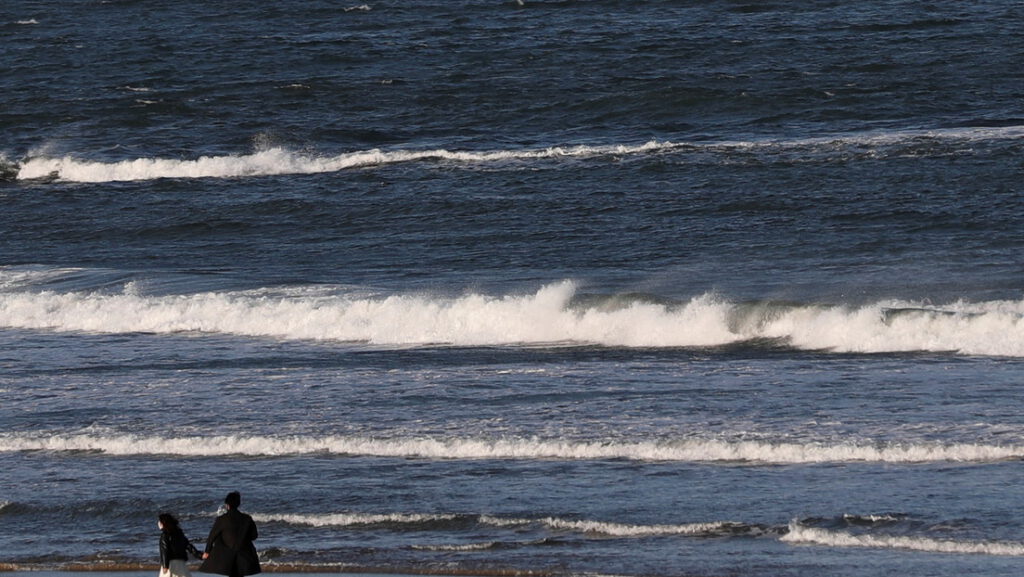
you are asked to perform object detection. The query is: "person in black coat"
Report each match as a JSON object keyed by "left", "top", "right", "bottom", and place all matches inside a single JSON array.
[
  {"left": 198, "top": 492, "right": 261, "bottom": 577},
  {"left": 158, "top": 513, "right": 202, "bottom": 577}
]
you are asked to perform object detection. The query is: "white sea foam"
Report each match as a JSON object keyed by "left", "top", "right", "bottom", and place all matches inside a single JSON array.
[
  {"left": 253, "top": 512, "right": 457, "bottom": 527},
  {"left": 536, "top": 517, "right": 751, "bottom": 536},
  {"left": 14, "top": 143, "right": 657, "bottom": 183},
  {"left": 1, "top": 279, "right": 1023, "bottom": 355},
  {"left": 0, "top": 280, "right": 733, "bottom": 347},
  {"left": 782, "top": 522, "right": 1024, "bottom": 556},
  {"left": 2, "top": 431, "right": 1022, "bottom": 464},
  {"left": 254, "top": 510, "right": 749, "bottom": 538},
  {"left": 412, "top": 542, "right": 497, "bottom": 552},
  {"left": 14, "top": 124, "right": 1023, "bottom": 183}
]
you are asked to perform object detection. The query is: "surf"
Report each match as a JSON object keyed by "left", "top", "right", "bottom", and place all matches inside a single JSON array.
[
  {"left": 1, "top": 274, "right": 1023, "bottom": 356},
  {"left": 4, "top": 431, "right": 1024, "bottom": 464},
  {"left": 782, "top": 521, "right": 1024, "bottom": 556},
  {"left": 8, "top": 124, "right": 1024, "bottom": 183}
]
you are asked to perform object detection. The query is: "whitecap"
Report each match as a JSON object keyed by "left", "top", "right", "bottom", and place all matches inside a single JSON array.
[{"left": 782, "top": 521, "right": 1024, "bottom": 556}]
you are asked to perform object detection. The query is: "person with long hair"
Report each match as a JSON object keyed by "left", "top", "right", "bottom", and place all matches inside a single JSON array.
[{"left": 158, "top": 513, "right": 202, "bottom": 577}]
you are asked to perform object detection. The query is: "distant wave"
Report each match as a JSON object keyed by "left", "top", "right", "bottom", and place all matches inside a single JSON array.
[
  {"left": 11, "top": 124, "right": 1024, "bottom": 183},
  {"left": 254, "top": 511, "right": 761, "bottom": 538},
  {"left": 412, "top": 542, "right": 501, "bottom": 552},
  {"left": 530, "top": 517, "right": 761, "bottom": 537},
  {"left": 255, "top": 512, "right": 461, "bottom": 527},
  {"left": 13, "top": 143, "right": 661, "bottom": 183},
  {"left": 1, "top": 275, "right": 1023, "bottom": 356},
  {"left": 3, "top": 431, "right": 1023, "bottom": 464},
  {"left": 782, "top": 522, "right": 1024, "bottom": 556}
]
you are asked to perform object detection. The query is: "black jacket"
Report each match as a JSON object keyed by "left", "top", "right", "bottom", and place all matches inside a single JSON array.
[
  {"left": 198, "top": 509, "right": 261, "bottom": 577},
  {"left": 160, "top": 528, "right": 201, "bottom": 569}
]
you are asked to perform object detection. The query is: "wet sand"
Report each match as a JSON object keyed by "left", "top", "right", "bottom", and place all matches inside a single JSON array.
[
  {"left": 0, "top": 574, "right": 436, "bottom": 577},
  {"left": 0, "top": 567, "right": 537, "bottom": 577}
]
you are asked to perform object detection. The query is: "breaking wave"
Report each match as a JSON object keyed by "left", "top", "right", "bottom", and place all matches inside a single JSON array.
[
  {"left": 11, "top": 124, "right": 1024, "bottom": 183},
  {"left": 255, "top": 511, "right": 762, "bottom": 538},
  {"left": 3, "top": 431, "right": 1023, "bottom": 464},
  {"left": 12, "top": 143, "right": 664, "bottom": 183},
  {"left": 254, "top": 512, "right": 461, "bottom": 527},
  {"left": 1, "top": 274, "right": 1023, "bottom": 356},
  {"left": 782, "top": 522, "right": 1024, "bottom": 556},
  {"left": 529, "top": 517, "right": 760, "bottom": 537}
]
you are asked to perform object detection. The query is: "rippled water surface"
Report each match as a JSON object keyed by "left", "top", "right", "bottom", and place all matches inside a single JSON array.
[{"left": 3, "top": 1, "right": 1024, "bottom": 576}]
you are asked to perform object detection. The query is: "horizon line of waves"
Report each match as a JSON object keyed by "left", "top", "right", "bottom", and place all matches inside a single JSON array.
[
  {"left": 4, "top": 433, "right": 1024, "bottom": 464},
  {"left": 2, "top": 280, "right": 1024, "bottom": 356},
  {"left": 12, "top": 123, "right": 1024, "bottom": 183},
  {"left": 781, "top": 522, "right": 1024, "bottom": 556}
]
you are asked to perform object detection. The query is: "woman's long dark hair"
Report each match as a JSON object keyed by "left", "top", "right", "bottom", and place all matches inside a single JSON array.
[{"left": 158, "top": 513, "right": 181, "bottom": 533}]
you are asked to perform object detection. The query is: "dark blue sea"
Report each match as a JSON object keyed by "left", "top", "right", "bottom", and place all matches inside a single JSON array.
[{"left": 3, "top": 1, "right": 1024, "bottom": 576}]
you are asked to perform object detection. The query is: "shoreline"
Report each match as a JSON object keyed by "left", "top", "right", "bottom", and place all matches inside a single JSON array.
[{"left": 0, "top": 564, "right": 554, "bottom": 577}]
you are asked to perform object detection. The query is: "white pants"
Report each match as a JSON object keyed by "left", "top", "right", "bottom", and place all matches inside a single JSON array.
[{"left": 161, "top": 559, "right": 192, "bottom": 577}]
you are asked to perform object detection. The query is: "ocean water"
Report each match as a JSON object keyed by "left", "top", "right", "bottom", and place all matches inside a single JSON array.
[{"left": 3, "top": 1, "right": 1024, "bottom": 576}]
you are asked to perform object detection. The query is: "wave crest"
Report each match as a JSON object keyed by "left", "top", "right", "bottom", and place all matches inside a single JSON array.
[
  {"left": 255, "top": 510, "right": 763, "bottom": 539},
  {"left": 253, "top": 512, "right": 460, "bottom": 527},
  {"left": 2, "top": 431, "right": 1022, "bottom": 464},
  {"left": 782, "top": 522, "right": 1024, "bottom": 556},
  {"left": 12, "top": 124, "right": 1024, "bottom": 183},
  {"left": 13, "top": 143, "right": 658, "bottom": 183},
  {"left": 1, "top": 275, "right": 1023, "bottom": 355}
]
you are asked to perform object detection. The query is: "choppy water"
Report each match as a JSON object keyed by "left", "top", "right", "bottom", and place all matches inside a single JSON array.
[{"left": 3, "top": 2, "right": 1024, "bottom": 576}]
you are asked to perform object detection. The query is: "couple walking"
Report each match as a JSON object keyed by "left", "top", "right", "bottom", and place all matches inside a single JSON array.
[{"left": 158, "top": 491, "right": 260, "bottom": 577}]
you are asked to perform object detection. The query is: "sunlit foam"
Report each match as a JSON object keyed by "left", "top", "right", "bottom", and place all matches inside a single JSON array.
[
  {"left": 1, "top": 279, "right": 1023, "bottom": 355},
  {"left": 14, "top": 124, "right": 1024, "bottom": 183},
  {"left": 2, "top": 431, "right": 1023, "bottom": 463},
  {"left": 782, "top": 522, "right": 1024, "bottom": 556}
]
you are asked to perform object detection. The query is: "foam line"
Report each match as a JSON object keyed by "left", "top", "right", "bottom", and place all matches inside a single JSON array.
[
  {"left": 534, "top": 517, "right": 754, "bottom": 537},
  {"left": 782, "top": 522, "right": 1024, "bottom": 556},
  {"left": 12, "top": 124, "right": 1024, "bottom": 183},
  {"left": 1, "top": 278, "right": 1023, "bottom": 355},
  {"left": 253, "top": 512, "right": 459, "bottom": 527},
  {"left": 254, "top": 511, "right": 754, "bottom": 537},
  {"left": 2, "top": 432, "right": 1023, "bottom": 464},
  {"left": 14, "top": 143, "right": 663, "bottom": 183}
]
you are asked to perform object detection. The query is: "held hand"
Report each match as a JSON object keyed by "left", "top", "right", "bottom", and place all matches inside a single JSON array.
[{"left": 202, "top": 553, "right": 210, "bottom": 560}]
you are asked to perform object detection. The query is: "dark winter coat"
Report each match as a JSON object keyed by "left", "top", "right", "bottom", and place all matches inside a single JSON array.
[
  {"left": 160, "top": 528, "right": 201, "bottom": 569},
  {"left": 198, "top": 509, "right": 261, "bottom": 577}
]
